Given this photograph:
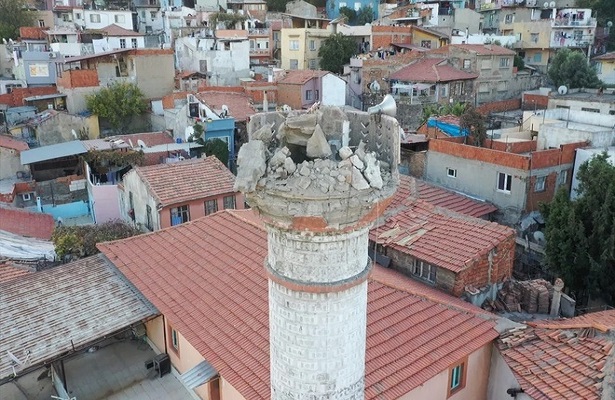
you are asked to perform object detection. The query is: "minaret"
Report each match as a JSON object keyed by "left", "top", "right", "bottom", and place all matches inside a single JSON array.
[{"left": 235, "top": 105, "right": 399, "bottom": 399}]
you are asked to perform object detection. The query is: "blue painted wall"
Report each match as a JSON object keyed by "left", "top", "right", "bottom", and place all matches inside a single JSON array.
[
  {"left": 203, "top": 117, "right": 236, "bottom": 166},
  {"left": 28, "top": 200, "right": 91, "bottom": 220},
  {"left": 327, "top": 0, "right": 379, "bottom": 20}
]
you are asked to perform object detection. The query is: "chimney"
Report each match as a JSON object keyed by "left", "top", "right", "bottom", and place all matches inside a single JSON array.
[
  {"left": 550, "top": 278, "right": 564, "bottom": 317},
  {"left": 235, "top": 106, "right": 400, "bottom": 399}
]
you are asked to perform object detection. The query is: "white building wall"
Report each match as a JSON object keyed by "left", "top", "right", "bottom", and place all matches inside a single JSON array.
[
  {"left": 486, "top": 349, "right": 532, "bottom": 400},
  {"left": 84, "top": 10, "right": 134, "bottom": 31},
  {"left": 267, "top": 226, "right": 369, "bottom": 399},
  {"left": 321, "top": 74, "right": 346, "bottom": 106},
  {"left": 119, "top": 169, "right": 161, "bottom": 230},
  {"left": 106, "top": 36, "right": 146, "bottom": 50}
]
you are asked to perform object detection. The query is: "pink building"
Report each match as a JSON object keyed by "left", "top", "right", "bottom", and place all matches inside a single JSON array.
[{"left": 118, "top": 157, "right": 243, "bottom": 231}]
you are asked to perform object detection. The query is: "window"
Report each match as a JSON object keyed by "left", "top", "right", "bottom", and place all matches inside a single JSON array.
[
  {"left": 145, "top": 205, "right": 153, "bottom": 231},
  {"left": 440, "top": 84, "right": 448, "bottom": 97},
  {"left": 412, "top": 260, "right": 436, "bottom": 283},
  {"left": 309, "top": 40, "right": 316, "bottom": 51},
  {"left": 119, "top": 38, "right": 126, "bottom": 48},
  {"left": 420, "top": 40, "right": 432, "bottom": 49},
  {"left": 223, "top": 195, "right": 236, "bottom": 210},
  {"left": 289, "top": 40, "right": 299, "bottom": 50},
  {"left": 75, "top": 13, "right": 82, "bottom": 20},
  {"left": 497, "top": 172, "right": 512, "bottom": 193},
  {"left": 90, "top": 13, "right": 101, "bottom": 23},
  {"left": 131, "top": 38, "right": 138, "bottom": 48},
  {"left": 556, "top": 105, "right": 570, "bottom": 109},
  {"left": 463, "top": 59, "right": 471, "bottom": 69},
  {"left": 535, "top": 176, "right": 546, "bottom": 192},
  {"left": 573, "top": 30, "right": 582, "bottom": 41},
  {"left": 609, "top": 110, "right": 615, "bottom": 115},
  {"left": 581, "top": 107, "right": 600, "bottom": 113},
  {"left": 170, "top": 327, "right": 180, "bottom": 352},
  {"left": 497, "top": 81, "right": 507, "bottom": 92},
  {"left": 530, "top": 33, "right": 539, "bottom": 43},
  {"left": 205, "top": 199, "right": 218, "bottom": 215},
  {"left": 170, "top": 205, "right": 190, "bottom": 226},
  {"left": 38, "top": 19, "right": 45, "bottom": 27},
  {"left": 479, "top": 82, "right": 490, "bottom": 93},
  {"left": 315, "top": 89, "right": 319, "bottom": 100},
  {"left": 306, "top": 90, "right": 313, "bottom": 101},
  {"left": 500, "top": 57, "right": 510, "bottom": 68},
  {"left": 308, "top": 58, "right": 318, "bottom": 69},
  {"left": 448, "top": 360, "right": 466, "bottom": 396},
  {"left": 62, "top": 13, "right": 72, "bottom": 22},
  {"left": 290, "top": 59, "right": 298, "bottom": 70},
  {"left": 150, "top": 11, "right": 157, "bottom": 19},
  {"left": 505, "top": 14, "right": 513, "bottom": 23},
  {"left": 446, "top": 167, "right": 457, "bottom": 178},
  {"left": 533, "top": 53, "right": 542, "bottom": 63},
  {"left": 558, "top": 170, "right": 568, "bottom": 185},
  {"left": 115, "top": 15, "right": 125, "bottom": 23}
]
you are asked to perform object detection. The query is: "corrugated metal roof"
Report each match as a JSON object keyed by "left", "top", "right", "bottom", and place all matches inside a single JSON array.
[
  {"left": 0, "top": 254, "right": 158, "bottom": 380},
  {"left": 180, "top": 360, "right": 218, "bottom": 389},
  {"left": 20, "top": 140, "right": 87, "bottom": 164}
]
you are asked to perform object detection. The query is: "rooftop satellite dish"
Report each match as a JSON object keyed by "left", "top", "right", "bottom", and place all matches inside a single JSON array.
[
  {"left": 533, "top": 230, "right": 545, "bottom": 244},
  {"left": 558, "top": 85, "right": 568, "bottom": 95},
  {"left": 369, "top": 80, "right": 381, "bottom": 93},
  {"left": 282, "top": 104, "right": 291, "bottom": 112},
  {"left": 249, "top": 70, "right": 255, "bottom": 78},
  {"left": 137, "top": 139, "right": 147, "bottom": 148},
  {"left": 543, "top": 1, "right": 549, "bottom": 7},
  {"left": 221, "top": 104, "right": 229, "bottom": 117},
  {"left": 549, "top": 1, "right": 555, "bottom": 7},
  {"left": 608, "top": 21, "right": 613, "bottom": 28}
]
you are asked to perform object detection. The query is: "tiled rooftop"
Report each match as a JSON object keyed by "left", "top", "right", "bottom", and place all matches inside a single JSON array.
[
  {"left": 0, "top": 134, "right": 29, "bottom": 152},
  {"left": 388, "top": 175, "right": 497, "bottom": 219},
  {"left": 390, "top": 58, "right": 478, "bottom": 83},
  {"left": 195, "top": 91, "right": 257, "bottom": 122},
  {"left": 593, "top": 52, "right": 615, "bottom": 61},
  {"left": 133, "top": 157, "right": 237, "bottom": 207},
  {"left": 99, "top": 209, "right": 499, "bottom": 400},
  {"left": 498, "top": 311, "right": 615, "bottom": 400},
  {"left": 98, "top": 24, "right": 144, "bottom": 36},
  {"left": 277, "top": 69, "right": 329, "bottom": 85},
  {"left": 0, "top": 263, "right": 33, "bottom": 284},
  {"left": 0, "top": 205, "right": 55, "bottom": 240},
  {"left": 372, "top": 199, "right": 514, "bottom": 273}
]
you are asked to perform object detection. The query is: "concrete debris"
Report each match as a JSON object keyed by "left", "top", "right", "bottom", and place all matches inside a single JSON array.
[
  {"left": 355, "top": 141, "right": 367, "bottom": 162},
  {"left": 270, "top": 147, "right": 289, "bottom": 168},
  {"left": 284, "top": 157, "right": 296, "bottom": 174},
  {"left": 483, "top": 279, "right": 554, "bottom": 314},
  {"left": 234, "top": 140, "right": 267, "bottom": 192},
  {"left": 363, "top": 153, "right": 383, "bottom": 189},
  {"left": 306, "top": 125, "right": 332, "bottom": 159},
  {"left": 251, "top": 122, "right": 276, "bottom": 144},
  {"left": 349, "top": 155, "right": 365, "bottom": 171},
  {"left": 339, "top": 146, "right": 353, "bottom": 160},
  {"left": 350, "top": 166, "right": 370, "bottom": 190}
]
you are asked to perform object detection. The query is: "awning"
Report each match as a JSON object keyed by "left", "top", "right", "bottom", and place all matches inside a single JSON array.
[
  {"left": 20, "top": 140, "right": 87, "bottom": 164},
  {"left": 180, "top": 360, "right": 218, "bottom": 389}
]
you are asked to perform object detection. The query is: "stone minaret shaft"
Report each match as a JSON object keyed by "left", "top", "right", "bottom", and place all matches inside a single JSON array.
[{"left": 236, "top": 107, "right": 400, "bottom": 400}]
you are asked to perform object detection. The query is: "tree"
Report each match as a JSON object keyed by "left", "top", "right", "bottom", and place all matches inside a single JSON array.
[
  {"left": 338, "top": 6, "right": 356, "bottom": 24},
  {"left": 0, "top": 0, "right": 35, "bottom": 40},
  {"left": 318, "top": 33, "right": 357, "bottom": 74},
  {"left": 548, "top": 48, "right": 602, "bottom": 89},
  {"left": 459, "top": 106, "right": 486, "bottom": 147},
  {"left": 52, "top": 221, "right": 141, "bottom": 261},
  {"left": 356, "top": 6, "right": 375, "bottom": 25},
  {"left": 188, "top": 123, "right": 230, "bottom": 166},
  {"left": 420, "top": 102, "right": 467, "bottom": 125},
  {"left": 86, "top": 82, "right": 147, "bottom": 134},
  {"left": 513, "top": 54, "right": 525, "bottom": 70},
  {"left": 541, "top": 153, "right": 615, "bottom": 305}
]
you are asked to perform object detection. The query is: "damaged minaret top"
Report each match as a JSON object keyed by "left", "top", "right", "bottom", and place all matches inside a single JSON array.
[{"left": 234, "top": 105, "right": 400, "bottom": 231}]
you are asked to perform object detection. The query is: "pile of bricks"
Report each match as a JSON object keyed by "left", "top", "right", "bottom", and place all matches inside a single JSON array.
[{"left": 486, "top": 279, "right": 554, "bottom": 314}]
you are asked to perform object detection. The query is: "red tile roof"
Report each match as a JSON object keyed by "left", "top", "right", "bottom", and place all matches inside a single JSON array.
[
  {"left": 195, "top": 91, "right": 257, "bottom": 122},
  {"left": 0, "top": 135, "right": 29, "bottom": 152},
  {"left": 372, "top": 199, "right": 513, "bottom": 273},
  {"left": 390, "top": 58, "right": 478, "bottom": 82},
  {"left": 98, "top": 24, "right": 144, "bottom": 37},
  {"left": 98, "top": 209, "right": 499, "bottom": 400},
  {"left": 19, "top": 27, "right": 47, "bottom": 40},
  {"left": 431, "top": 44, "right": 516, "bottom": 56},
  {"left": 0, "top": 263, "right": 33, "bottom": 283},
  {"left": 133, "top": 157, "right": 237, "bottom": 207},
  {"left": 498, "top": 311, "right": 615, "bottom": 400},
  {"left": 388, "top": 175, "right": 497, "bottom": 218},
  {"left": 0, "top": 206, "right": 55, "bottom": 240},
  {"left": 277, "top": 70, "right": 329, "bottom": 85},
  {"left": 593, "top": 52, "right": 615, "bottom": 61}
]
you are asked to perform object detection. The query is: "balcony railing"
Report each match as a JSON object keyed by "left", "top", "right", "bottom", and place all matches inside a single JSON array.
[
  {"left": 552, "top": 17, "right": 596, "bottom": 27},
  {"left": 250, "top": 48, "right": 270, "bottom": 55},
  {"left": 248, "top": 28, "right": 269, "bottom": 36},
  {"left": 550, "top": 39, "right": 591, "bottom": 48}
]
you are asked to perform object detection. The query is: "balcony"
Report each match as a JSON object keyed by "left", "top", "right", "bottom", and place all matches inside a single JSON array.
[
  {"left": 550, "top": 38, "right": 591, "bottom": 48},
  {"left": 250, "top": 48, "right": 270, "bottom": 56},
  {"left": 248, "top": 28, "right": 270, "bottom": 36},
  {"left": 552, "top": 17, "right": 596, "bottom": 27}
]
